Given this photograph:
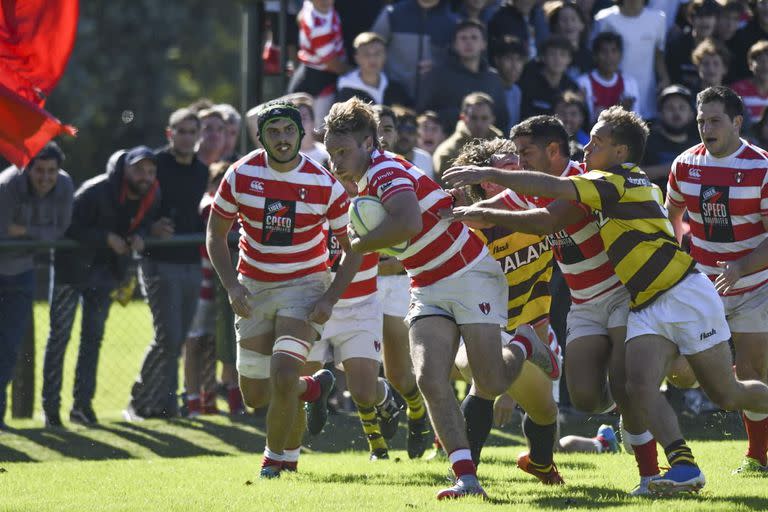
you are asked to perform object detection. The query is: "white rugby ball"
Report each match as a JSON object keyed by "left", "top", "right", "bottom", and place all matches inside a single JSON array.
[{"left": 349, "top": 196, "right": 409, "bottom": 256}]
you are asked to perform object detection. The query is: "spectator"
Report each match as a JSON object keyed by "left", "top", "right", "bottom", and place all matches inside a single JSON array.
[
  {"left": 126, "top": 108, "right": 209, "bottom": 420},
  {"left": 545, "top": 0, "right": 592, "bottom": 80},
  {"left": 665, "top": 0, "right": 721, "bottom": 93},
  {"left": 196, "top": 108, "right": 226, "bottom": 166},
  {"left": 42, "top": 146, "right": 160, "bottom": 427},
  {"left": 554, "top": 91, "right": 591, "bottom": 159},
  {"left": 417, "top": 19, "right": 510, "bottom": 132},
  {"left": 493, "top": 38, "right": 528, "bottom": 127},
  {"left": 394, "top": 109, "right": 436, "bottom": 179},
  {"left": 336, "top": 32, "right": 411, "bottom": 106},
  {"left": 649, "top": 0, "right": 689, "bottom": 30},
  {"left": 373, "top": 104, "right": 399, "bottom": 152},
  {"left": 727, "top": 0, "right": 768, "bottom": 82},
  {"left": 245, "top": 105, "right": 263, "bottom": 149},
  {"left": 577, "top": 31, "right": 641, "bottom": 123},
  {"left": 0, "top": 143, "right": 74, "bottom": 430},
  {"left": 432, "top": 92, "right": 504, "bottom": 182},
  {"left": 215, "top": 104, "right": 243, "bottom": 161},
  {"left": 691, "top": 37, "right": 731, "bottom": 95},
  {"left": 750, "top": 105, "right": 768, "bottom": 148},
  {"left": 455, "top": 0, "right": 503, "bottom": 23},
  {"left": 593, "top": 0, "right": 670, "bottom": 119},
  {"left": 717, "top": 0, "right": 746, "bottom": 53},
  {"left": 641, "top": 85, "right": 698, "bottom": 189},
  {"left": 372, "top": 0, "right": 459, "bottom": 104},
  {"left": 416, "top": 110, "right": 448, "bottom": 155},
  {"left": 488, "top": 0, "right": 551, "bottom": 60},
  {"left": 335, "top": 0, "right": 387, "bottom": 63},
  {"left": 518, "top": 35, "right": 580, "bottom": 119},
  {"left": 288, "top": 0, "right": 349, "bottom": 123},
  {"left": 731, "top": 40, "right": 768, "bottom": 124},
  {"left": 290, "top": 93, "right": 331, "bottom": 165}
]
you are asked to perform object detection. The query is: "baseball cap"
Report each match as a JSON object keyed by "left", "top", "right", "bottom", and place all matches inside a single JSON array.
[
  {"left": 125, "top": 145, "right": 157, "bottom": 166},
  {"left": 658, "top": 85, "right": 693, "bottom": 106}
]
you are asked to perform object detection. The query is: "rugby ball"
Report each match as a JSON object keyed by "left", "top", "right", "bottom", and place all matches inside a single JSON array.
[{"left": 349, "top": 196, "right": 410, "bottom": 256}]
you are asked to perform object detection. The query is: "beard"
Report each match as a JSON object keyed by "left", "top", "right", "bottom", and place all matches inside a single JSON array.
[{"left": 661, "top": 120, "right": 690, "bottom": 137}]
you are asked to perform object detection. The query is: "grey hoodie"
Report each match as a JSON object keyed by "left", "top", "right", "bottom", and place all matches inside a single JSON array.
[{"left": 0, "top": 165, "right": 74, "bottom": 276}]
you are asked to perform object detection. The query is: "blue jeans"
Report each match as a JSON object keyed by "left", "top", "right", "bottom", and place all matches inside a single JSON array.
[{"left": 0, "top": 270, "right": 35, "bottom": 425}]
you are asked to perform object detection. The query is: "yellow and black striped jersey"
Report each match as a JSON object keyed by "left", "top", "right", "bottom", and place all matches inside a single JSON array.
[
  {"left": 475, "top": 226, "right": 553, "bottom": 330},
  {"left": 570, "top": 163, "right": 696, "bottom": 310}
]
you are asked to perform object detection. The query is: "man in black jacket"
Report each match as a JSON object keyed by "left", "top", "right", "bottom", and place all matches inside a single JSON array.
[{"left": 41, "top": 146, "right": 160, "bottom": 427}]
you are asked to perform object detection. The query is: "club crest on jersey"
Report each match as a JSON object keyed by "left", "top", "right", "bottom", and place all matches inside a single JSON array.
[
  {"left": 299, "top": 187, "right": 307, "bottom": 200},
  {"left": 735, "top": 171, "right": 744, "bottom": 184},
  {"left": 478, "top": 302, "right": 491, "bottom": 315},
  {"left": 250, "top": 180, "right": 265, "bottom": 193},
  {"left": 374, "top": 340, "right": 381, "bottom": 352}
]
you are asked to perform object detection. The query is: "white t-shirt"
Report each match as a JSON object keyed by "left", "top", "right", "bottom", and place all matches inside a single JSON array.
[
  {"left": 592, "top": 6, "right": 666, "bottom": 119},
  {"left": 304, "top": 142, "right": 330, "bottom": 167}
]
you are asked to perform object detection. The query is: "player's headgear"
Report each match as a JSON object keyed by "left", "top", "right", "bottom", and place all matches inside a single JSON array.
[{"left": 256, "top": 100, "right": 305, "bottom": 163}]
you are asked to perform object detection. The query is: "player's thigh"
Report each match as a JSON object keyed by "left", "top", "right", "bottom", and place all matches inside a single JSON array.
[
  {"left": 666, "top": 354, "right": 698, "bottom": 389},
  {"left": 685, "top": 340, "right": 742, "bottom": 409},
  {"left": 506, "top": 361, "right": 558, "bottom": 425},
  {"left": 342, "top": 357, "right": 381, "bottom": 403},
  {"left": 454, "top": 342, "right": 473, "bottom": 382},
  {"left": 733, "top": 331, "right": 768, "bottom": 381},
  {"left": 409, "top": 316, "right": 459, "bottom": 390},
  {"left": 625, "top": 334, "right": 678, "bottom": 393},
  {"left": 461, "top": 323, "right": 509, "bottom": 391}
]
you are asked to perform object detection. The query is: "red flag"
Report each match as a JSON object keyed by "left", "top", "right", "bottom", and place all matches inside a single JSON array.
[{"left": 0, "top": 0, "right": 79, "bottom": 166}]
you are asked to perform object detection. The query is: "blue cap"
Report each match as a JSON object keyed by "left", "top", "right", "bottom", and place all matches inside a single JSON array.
[{"left": 125, "top": 145, "right": 156, "bottom": 166}]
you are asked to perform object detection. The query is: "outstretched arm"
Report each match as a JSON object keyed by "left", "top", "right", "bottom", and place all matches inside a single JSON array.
[
  {"left": 442, "top": 165, "right": 578, "bottom": 202},
  {"left": 444, "top": 199, "right": 587, "bottom": 235}
]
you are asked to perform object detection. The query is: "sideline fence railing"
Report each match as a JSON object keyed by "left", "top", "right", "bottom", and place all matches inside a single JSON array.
[{"left": 1, "top": 235, "right": 237, "bottom": 420}]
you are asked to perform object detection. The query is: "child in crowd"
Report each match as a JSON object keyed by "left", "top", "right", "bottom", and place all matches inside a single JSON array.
[
  {"left": 416, "top": 110, "right": 447, "bottom": 156},
  {"left": 493, "top": 38, "right": 528, "bottom": 127},
  {"left": 730, "top": 40, "right": 768, "bottom": 123}
]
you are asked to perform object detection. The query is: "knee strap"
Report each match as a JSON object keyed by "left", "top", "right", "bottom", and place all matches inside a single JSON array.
[
  {"left": 273, "top": 335, "right": 312, "bottom": 364},
  {"left": 237, "top": 347, "right": 271, "bottom": 379}
]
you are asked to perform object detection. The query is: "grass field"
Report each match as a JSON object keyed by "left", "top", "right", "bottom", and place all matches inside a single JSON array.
[{"left": 2, "top": 301, "right": 767, "bottom": 511}]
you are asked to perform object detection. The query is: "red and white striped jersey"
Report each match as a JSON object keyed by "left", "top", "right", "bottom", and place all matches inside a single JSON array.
[
  {"left": 731, "top": 79, "right": 768, "bottom": 123},
  {"left": 328, "top": 231, "right": 378, "bottom": 306},
  {"left": 212, "top": 149, "right": 349, "bottom": 282},
  {"left": 667, "top": 140, "right": 768, "bottom": 295},
  {"left": 357, "top": 150, "right": 487, "bottom": 288},
  {"left": 499, "top": 160, "right": 623, "bottom": 303},
  {"left": 297, "top": 1, "right": 345, "bottom": 71}
]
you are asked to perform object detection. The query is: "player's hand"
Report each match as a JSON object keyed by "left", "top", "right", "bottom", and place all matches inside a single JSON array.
[
  {"left": 309, "top": 296, "right": 335, "bottom": 325},
  {"left": 128, "top": 234, "right": 145, "bottom": 253},
  {"left": 378, "top": 256, "right": 404, "bottom": 276},
  {"left": 715, "top": 260, "right": 744, "bottom": 294},
  {"left": 493, "top": 394, "right": 516, "bottom": 428},
  {"left": 442, "top": 165, "right": 494, "bottom": 188},
  {"left": 107, "top": 232, "right": 130, "bottom": 255},
  {"left": 347, "top": 223, "right": 366, "bottom": 253},
  {"left": 448, "top": 187, "right": 470, "bottom": 207},
  {"left": 227, "top": 282, "right": 253, "bottom": 318}
]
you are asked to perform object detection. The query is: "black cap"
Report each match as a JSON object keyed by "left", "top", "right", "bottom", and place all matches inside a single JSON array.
[
  {"left": 658, "top": 85, "right": 693, "bottom": 106},
  {"left": 125, "top": 145, "right": 156, "bottom": 166}
]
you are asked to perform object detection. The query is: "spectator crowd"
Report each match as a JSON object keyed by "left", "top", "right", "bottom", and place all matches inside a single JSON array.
[{"left": 5, "top": 0, "right": 768, "bottom": 429}]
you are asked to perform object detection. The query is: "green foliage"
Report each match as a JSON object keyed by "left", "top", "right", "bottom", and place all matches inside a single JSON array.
[{"left": 46, "top": 1, "right": 242, "bottom": 185}]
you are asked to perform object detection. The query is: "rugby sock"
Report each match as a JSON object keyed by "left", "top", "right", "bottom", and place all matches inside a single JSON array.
[
  {"left": 665, "top": 439, "right": 697, "bottom": 467},
  {"left": 460, "top": 394, "right": 494, "bottom": 465},
  {"left": 262, "top": 446, "right": 284, "bottom": 469},
  {"left": 743, "top": 411, "right": 768, "bottom": 466},
  {"left": 299, "top": 376, "right": 320, "bottom": 402},
  {"left": 509, "top": 335, "right": 532, "bottom": 360},
  {"left": 623, "top": 430, "right": 658, "bottom": 476},
  {"left": 522, "top": 414, "right": 556, "bottom": 467},
  {"left": 448, "top": 448, "right": 477, "bottom": 478},
  {"left": 403, "top": 385, "right": 426, "bottom": 421},
  {"left": 357, "top": 404, "right": 388, "bottom": 452},
  {"left": 226, "top": 385, "right": 245, "bottom": 414},
  {"left": 283, "top": 446, "right": 301, "bottom": 471},
  {"left": 201, "top": 391, "right": 218, "bottom": 414},
  {"left": 591, "top": 439, "right": 604, "bottom": 453}
]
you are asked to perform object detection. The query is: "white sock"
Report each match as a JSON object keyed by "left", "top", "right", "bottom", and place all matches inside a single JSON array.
[
  {"left": 376, "top": 380, "right": 390, "bottom": 407},
  {"left": 264, "top": 446, "right": 284, "bottom": 462},
  {"left": 283, "top": 447, "right": 301, "bottom": 462},
  {"left": 744, "top": 410, "right": 768, "bottom": 422},
  {"left": 448, "top": 448, "right": 472, "bottom": 464},
  {"left": 623, "top": 430, "right": 653, "bottom": 446}
]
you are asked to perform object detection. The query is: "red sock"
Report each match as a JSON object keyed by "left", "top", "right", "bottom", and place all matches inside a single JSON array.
[
  {"left": 633, "top": 440, "right": 659, "bottom": 477},
  {"left": 595, "top": 436, "right": 611, "bottom": 452},
  {"left": 261, "top": 455, "right": 282, "bottom": 468},
  {"left": 510, "top": 334, "right": 532, "bottom": 360},
  {"left": 227, "top": 386, "right": 245, "bottom": 414},
  {"left": 448, "top": 448, "right": 476, "bottom": 478},
  {"left": 282, "top": 460, "right": 298, "bottom": 471},
  {"left": 743, "top": 413, "right": 768, "bottom": 466},
  {"left": 299, "top": 376, "right": 321, "bottom": 402}
]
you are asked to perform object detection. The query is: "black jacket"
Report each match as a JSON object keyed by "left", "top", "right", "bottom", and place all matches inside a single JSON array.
[{"left": 54, "top": 150, "right": 161, "bottom": 285}]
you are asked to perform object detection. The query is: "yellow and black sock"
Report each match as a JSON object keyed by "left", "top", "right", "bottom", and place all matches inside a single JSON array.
[
  {"left": 357, "top": 404, "right": 387, "bottom": 452},
  {"left": 523, "top": 413, "right": 556, "bottom": 466},
  {"left": 665, "top": 439, "right": 696, "bottom": 467},
  {"left": 403, "top": 386, "right": 425, "bottom": 421}
]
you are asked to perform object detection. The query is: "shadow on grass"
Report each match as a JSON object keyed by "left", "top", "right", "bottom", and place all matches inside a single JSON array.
[
  {"left": 98, "top": 422, "right": 228, "bottom": 458},
  {"left": 2, "top": 427, "right": 132, "bottom": 462},
  {"left": 175, "top": 418, "right": 264, "bottom": 453},
  {"left": 295, "top": 469, "right": 449, "bottom": 487},
  {"left": 527, "top": 484, "right": 768, "bottom": 510}
]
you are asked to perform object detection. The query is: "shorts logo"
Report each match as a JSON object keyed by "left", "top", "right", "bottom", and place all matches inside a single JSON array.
[
  {"left": 374, "top": 340, "right": 381, "bottom": 352},
  {"left": 700, "top": 328, "right": 716, "bottom": 341},
  {"left": 479, "top": 302, "right": 491, "bottom": 315},
  {"left": 688, "top": 168, "right": 701, "bottom": 179},
  {"left": 250, "top": 180, "right": 265, "bottom": 193},
  {"left": 735, "top": 171, "right": 744, "bottom": 184}
]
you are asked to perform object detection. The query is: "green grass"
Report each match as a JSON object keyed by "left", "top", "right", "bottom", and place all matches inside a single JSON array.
[{"left": 0, "top": 420, "right": 766, "bottom": 512}]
